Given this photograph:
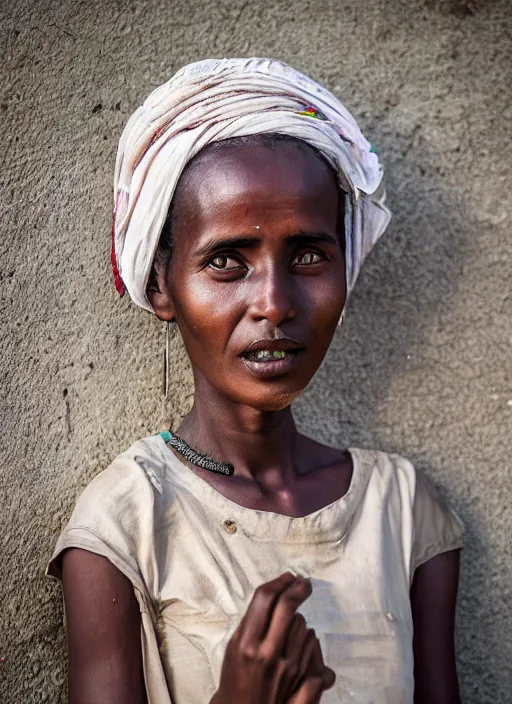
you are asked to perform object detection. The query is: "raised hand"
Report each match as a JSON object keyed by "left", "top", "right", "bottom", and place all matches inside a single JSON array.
[{"left": 211, "top": 572, "right": 335, "bottom": 704}]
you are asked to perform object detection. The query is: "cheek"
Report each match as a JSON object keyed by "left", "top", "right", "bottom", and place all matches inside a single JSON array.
[
  {"left": 301, "top": 270, "right": 346, "bottom": 327},
  {"left": 171, "top": 274, "right": 240, "bottom": 349}
]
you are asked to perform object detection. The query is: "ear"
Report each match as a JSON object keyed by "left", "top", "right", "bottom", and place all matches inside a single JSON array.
[
  {"left": 147, "top": 273, "right": 176, "bottom": 322},
  {"left": 149, "top": 288, "right": 176, "bottom": 322}
]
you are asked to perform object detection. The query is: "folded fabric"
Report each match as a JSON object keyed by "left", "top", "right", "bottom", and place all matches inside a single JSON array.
[{"left": 112, "top": 57, "right": 391, "bottom": 313}]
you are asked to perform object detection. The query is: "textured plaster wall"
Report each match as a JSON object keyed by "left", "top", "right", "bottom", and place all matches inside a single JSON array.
[{"left": 1, "top": 0, "right": 511, "bottom": 701}]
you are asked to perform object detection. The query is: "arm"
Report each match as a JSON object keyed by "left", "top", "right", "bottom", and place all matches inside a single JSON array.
[
  {"left": 61, "top": 548, "right": 147, "bottom": 704},
  {"left": 410, "top": 549, "right": 461, "bottom": 704}
]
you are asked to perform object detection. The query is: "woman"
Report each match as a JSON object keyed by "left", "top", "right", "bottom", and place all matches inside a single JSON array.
[{"left": 48, "top": 58, "right": 463, "bottom": 704}]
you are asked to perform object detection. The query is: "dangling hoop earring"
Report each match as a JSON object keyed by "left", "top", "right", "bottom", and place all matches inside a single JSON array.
[{"left": 163, "top": 320, "right": 171, "bottom": 398}]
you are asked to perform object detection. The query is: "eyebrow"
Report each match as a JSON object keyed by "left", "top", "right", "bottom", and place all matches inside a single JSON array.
[{"left": 194, "top": 231, "right": 339, "bottom": 260}]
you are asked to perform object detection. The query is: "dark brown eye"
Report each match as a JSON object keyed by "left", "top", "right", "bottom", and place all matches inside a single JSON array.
[{"left": 209, "top": 255, "right": 240, "bottom": 270}]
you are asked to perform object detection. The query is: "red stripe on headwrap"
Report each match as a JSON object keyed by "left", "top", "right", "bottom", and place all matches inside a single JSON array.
[{"left": 111, "top": 198, "right": 125, "bottom": 296}]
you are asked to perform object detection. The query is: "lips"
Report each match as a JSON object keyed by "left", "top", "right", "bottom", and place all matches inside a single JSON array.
[
  {"left": 238, "top": 337, "right": 305, "bottom": 379},
  {"left": 240, "top": 338, "right": 304, "bottom": 363}
]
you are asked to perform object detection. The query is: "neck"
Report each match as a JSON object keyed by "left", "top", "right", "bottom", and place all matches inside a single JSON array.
[{"left": 177, "top": 381, "right": 302, "bottom": 488}]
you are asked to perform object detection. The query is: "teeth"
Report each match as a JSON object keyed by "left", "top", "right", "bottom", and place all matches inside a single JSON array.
[{"left": 254, "top": 350, "right": 287, "bottom": 361}]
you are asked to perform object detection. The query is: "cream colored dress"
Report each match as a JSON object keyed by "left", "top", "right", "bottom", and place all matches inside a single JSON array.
[{"left": 47, "top": 434, "right": 463, "bottom": 704}]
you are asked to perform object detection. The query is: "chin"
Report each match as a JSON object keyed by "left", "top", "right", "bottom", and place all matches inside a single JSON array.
[{"left": 235, "top": 384, "right": 307, "bottom": 412}]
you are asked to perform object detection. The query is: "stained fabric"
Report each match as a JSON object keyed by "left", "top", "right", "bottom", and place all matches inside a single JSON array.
[
  {"left": 48, "top": 435, "right": 463, "bottom": 703},
  {"left": 111, "top": 58, "right": 391, "bottom": 312}
]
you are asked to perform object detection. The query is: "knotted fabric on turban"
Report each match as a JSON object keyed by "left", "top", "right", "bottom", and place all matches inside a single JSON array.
[{"left": 112, "top": 57, "right": 391, "bottom": 313}]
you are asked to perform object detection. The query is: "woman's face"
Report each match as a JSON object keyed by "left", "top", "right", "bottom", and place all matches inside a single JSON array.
[{"left": 158, "top": 141, "right": 346, "bottom": 411}]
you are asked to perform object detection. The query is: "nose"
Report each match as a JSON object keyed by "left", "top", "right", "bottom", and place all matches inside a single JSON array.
[{"left": 248, "top": 268, "right": 297, "bottom": 326}]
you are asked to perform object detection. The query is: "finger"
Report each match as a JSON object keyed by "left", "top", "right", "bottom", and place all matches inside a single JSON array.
[
  {"left": 284, "top": 613, "right": 309, "bottom": 658},
  {"left": 287, "top": 675, "right": 326, "bottom": 704},
  {"left": 237, "top": 572, "right": 297, "bottom": 646},
  {"left": 322, "top": 667, "right": 336, "bottom": 690},
  {"left": 297, "top": 628, "right": 319, "bottom": 679},
  {"left": 259, "top": 577, "right": 312, "bottom": 659},
  {"left": 288, "top": 666, "right": 336, "bottom": 704},
  {"left": 275, "top": 614, "right": 310, "bottom": 698},
  {"left": 301, "top": 636, "right": 336, "bottom": 692},
  {"left": 307, "top": 633, "right": 325, "bottom": 676}
]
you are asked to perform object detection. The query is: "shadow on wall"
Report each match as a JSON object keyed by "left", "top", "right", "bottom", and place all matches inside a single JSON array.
[{"left": 293, "top": 130, "right": 507, "bottom": 702}]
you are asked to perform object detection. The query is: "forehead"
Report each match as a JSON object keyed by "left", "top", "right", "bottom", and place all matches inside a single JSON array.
[{"left": 173, "top": 141, "right": 340, "bottom": 234}]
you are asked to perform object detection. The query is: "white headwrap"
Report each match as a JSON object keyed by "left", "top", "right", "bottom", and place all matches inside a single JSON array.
[{"left": 112, "top": 58, "right": 391, "bottom": 312}]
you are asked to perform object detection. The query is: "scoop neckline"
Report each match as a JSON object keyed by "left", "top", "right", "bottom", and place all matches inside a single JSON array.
[{"left": 155, "top": 433, "right": 368, "bottom": 523}]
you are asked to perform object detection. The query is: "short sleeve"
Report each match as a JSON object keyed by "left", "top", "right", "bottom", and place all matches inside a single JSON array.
[
  {"left": 411, "top": 468, "right": 464, "bottom": 575},
  {"left": 46, "top": 453, "right": 157, "bottom": 616}
]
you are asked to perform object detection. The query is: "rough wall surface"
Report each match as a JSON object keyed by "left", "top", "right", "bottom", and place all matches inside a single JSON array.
[{"left": 1, "top": 0, "right": 511, "bottom": 701}]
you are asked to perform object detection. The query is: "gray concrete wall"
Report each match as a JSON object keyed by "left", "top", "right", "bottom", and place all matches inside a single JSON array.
[{"left": 1, "top": 0, "right": 510, "bottom": 701}]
